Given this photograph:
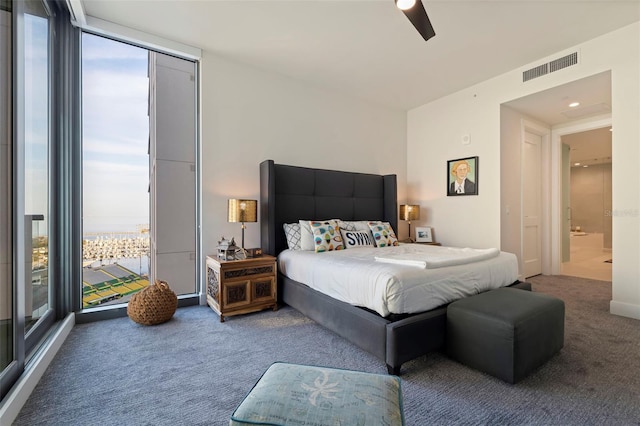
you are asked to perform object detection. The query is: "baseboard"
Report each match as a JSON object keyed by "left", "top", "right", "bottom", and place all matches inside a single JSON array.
[
  {"left": 0, "top": 313, "right": 75, "bottom": 425},
  {"left": 610, "top": 300, "right": 640, "bottom": 320}
]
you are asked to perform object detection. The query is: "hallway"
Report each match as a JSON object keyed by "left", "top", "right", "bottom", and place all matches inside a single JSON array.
[{"left": 561, "top": 232, "right": 611, "bottom": 281}]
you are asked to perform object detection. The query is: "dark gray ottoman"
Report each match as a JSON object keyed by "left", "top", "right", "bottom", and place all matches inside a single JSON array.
[{"left": 446, "top": 287, "right": 564, "bottom": 384}]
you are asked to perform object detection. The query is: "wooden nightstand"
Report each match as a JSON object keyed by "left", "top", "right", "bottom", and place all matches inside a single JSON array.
[
  {"left": 206, "top": 255, "right": 277, "bottom": 322},
  {"left": 415, "top": 242, "right": 441, "bottom": 246}
]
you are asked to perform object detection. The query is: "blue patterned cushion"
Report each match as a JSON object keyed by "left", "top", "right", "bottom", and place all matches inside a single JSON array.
[
  {"left": 368, "top": 221, "right": 399, "bottom": 247},
  {"left": 230, "top": 363, "right": 405, "bottom": 426},
  {"left": 299, "top": 219, "right": 339, "bottom": 251},
  {"left": 310, "top": 220, "right": 344, "bottom": 252}
]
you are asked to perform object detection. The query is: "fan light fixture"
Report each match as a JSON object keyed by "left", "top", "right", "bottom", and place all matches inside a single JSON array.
[
  {"left": 394, "top": 0, "right": 436, "bottom": 42},
  {"left": 396, "top": 0, "right": 416, "bottom": 10}
]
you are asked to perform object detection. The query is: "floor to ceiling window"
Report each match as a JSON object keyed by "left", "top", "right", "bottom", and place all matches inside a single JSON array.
[
  {"left": 0, "top": 1, "right": 12, "bottom": 376},
  {"left": 80, "top": 34, "right": 198, "bottom": 313},
  {"left": 2, "top": 0, "right": 61, "bottom": 402},
  {"left": 23, "top": 1, "right": 50, "bottom": 333},
  {"left": 81, "top": 33, "right": 151, "bottom": 309},
  {"left": 2, "top": 0, "right": 199, "bottom": 408}
]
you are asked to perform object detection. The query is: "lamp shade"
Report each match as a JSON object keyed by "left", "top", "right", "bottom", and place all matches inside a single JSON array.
[
  {"left": 399, "top": 204, "right": 420, "bottom": 221},
  {"left": 228, "top": 199, "right": 257, "bottom": 223}
]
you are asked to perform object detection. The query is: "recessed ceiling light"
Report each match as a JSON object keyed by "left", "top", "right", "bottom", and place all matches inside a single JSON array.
[
  {"left": 574, "top": 162, "right": 581, "bottom": 166},
  {"left": 569, "top": 102, "right": 580, "bottom": 108},
  {"left": 583, "top": 165, "right": 588, "bottom": 168}
]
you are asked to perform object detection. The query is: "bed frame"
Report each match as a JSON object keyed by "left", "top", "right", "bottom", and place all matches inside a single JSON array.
[{"left": 259, "top": 159, "right": 529, "bottom": 374}]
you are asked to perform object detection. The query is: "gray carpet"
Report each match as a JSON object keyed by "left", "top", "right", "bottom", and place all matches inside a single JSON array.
[{"left": 13, "top": 275, "right": 640, "bottom": 425}]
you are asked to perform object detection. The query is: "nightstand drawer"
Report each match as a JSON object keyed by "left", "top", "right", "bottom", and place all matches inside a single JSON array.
[
  {"left": 223, "top": 280, "right": 251, "bottom": 309},
  {"left": 252, "top": 277, "right": 276, "bottom": 302}
]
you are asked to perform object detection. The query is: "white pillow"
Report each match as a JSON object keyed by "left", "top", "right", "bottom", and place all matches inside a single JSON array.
[
  {"left": 299, "top": 220, "right": 314, "bottom": 251},
  {"left": 368, "top": 221, "right": 399, "bottom": 247},
  {"left": 336, "top": 220, "right": 371, "bottom": 232},
  {"left": 310, "top": 220, "right": 345, "bottom": 252},
  {"left": 340, "top": 229, "right": 375, "bottom": 248},
  {"left": 283, "top": 223, "right": 301, "bottom": 250}
]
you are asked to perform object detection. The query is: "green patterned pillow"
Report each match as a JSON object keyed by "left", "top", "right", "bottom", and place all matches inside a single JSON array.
[
  {"left": 230, "top": 362, "right": 405, "bottom": 426},
  {"left": 368, "top": 221, "right": 399, "bottom": 247},
  {"left": 310, "top": 220, "right": 344, "bottom": 252}
]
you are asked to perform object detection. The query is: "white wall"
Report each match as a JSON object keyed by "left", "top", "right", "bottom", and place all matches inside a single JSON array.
[
  {"left": 499, "top": 105, "right": 524, "bottom": 275},
  {"left": 407, "top": 23, "right": 640, "bottom": 320},
  {"left": 200, "top": 53, "right": 407, "bottom": 262}
]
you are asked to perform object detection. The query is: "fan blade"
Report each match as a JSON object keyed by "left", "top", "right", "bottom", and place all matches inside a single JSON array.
[{"left": 401, "top": 0, "right": 436, "bottom": 41}]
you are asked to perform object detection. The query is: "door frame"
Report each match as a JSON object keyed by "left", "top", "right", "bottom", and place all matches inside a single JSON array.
[{"left": 549, "top": 114, "right": 612, "bottom": 274}]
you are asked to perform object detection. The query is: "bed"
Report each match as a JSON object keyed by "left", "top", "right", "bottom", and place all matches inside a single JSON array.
[{"left": 259, "top": 159, "right": 529, "bottom": 374}]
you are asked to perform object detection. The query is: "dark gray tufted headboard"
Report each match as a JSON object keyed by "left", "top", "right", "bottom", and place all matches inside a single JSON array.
[{"left": 260, "top": 159, "right": 398, "bottom": 256}]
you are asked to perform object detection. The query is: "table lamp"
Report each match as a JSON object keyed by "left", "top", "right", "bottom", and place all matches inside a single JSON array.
[
  {"left": 228, "top": 199, "right": 257, "bottom": 250},
  {"left": 399, "top": 204, "right": 420, "bottom": 242}
]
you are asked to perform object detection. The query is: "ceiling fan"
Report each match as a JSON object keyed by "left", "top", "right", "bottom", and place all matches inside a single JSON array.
[{"left": 395, "top": 0, "right": 436, "bottom": 42}]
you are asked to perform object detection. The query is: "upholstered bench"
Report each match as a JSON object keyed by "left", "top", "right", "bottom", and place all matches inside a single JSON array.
[
  {"left": 446, "top": 287, "right": 564, "bottom": 384},
  {"left": 230, "top": 362, "right": 405, "bottom": 425}
]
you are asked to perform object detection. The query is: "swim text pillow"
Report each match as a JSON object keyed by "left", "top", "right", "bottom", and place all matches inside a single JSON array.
[{"left": 341, "top": 229, "right": 375, "bottom": 248}]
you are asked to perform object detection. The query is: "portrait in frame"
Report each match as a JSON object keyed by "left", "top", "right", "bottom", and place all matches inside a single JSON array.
[{"left": 447, "top": 156, "right": 478, "bottom": 196}]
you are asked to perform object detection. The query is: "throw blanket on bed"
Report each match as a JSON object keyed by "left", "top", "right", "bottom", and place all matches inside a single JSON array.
[{"left": 374, "top": 246, "right": 500, "bottom": 269}]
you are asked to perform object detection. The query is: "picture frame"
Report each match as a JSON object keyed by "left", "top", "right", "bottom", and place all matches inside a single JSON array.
[
  {"left": 447, "top": 156, "right": 478, "bottom": 196},
  {"left": 415, "top": 227, "right": 433, "bottom": 243}
]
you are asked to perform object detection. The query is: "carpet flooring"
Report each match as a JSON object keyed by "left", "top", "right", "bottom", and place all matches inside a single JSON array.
[{"left": 13, "top": 275, "right": 640, "bottom": 425}]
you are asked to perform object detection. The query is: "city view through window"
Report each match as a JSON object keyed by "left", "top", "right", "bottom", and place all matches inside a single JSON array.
[{"left": 81, "top": 34, "right": 150, "bottom": 308}]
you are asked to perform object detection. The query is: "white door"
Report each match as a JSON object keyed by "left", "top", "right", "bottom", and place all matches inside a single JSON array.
[{"left": 522, "top": 131, "right": 542, "bottom": 277}]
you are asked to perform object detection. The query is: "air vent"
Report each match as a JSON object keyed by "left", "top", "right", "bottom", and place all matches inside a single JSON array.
[
  {"left": 523, "top": 51, "right": 579, "bottom": 82},
  {"left": 549, "top": 52, "right": 578, "bottom": 73},
  {"left": 523, "top": 63, "right": 548, "bottom": 82}
]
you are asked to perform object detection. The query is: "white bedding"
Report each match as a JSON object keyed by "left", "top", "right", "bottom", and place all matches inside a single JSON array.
[
  {"left": 278, "top": 244, "right": 519, "bottom": 317},
  {"left": 374, "top": 246, "right": 500, "bottom": 268}
]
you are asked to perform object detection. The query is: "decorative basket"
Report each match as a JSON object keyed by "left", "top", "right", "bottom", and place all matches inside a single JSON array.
[{"left": 127, "top": 280, "right": 178, "bottom": 325}]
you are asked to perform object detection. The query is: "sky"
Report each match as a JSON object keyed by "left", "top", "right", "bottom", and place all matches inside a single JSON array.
[
  {"left": 82, "top": 34, "right": 149, "bottom": 234},
  {"left": 24, "top": 14, "right": 49, "bottom": 225}
]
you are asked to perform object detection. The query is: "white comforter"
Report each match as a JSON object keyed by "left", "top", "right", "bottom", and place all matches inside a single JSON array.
[
  {"left": 278, "top": 244, "right": 519, "bottom": 317},
  {"left": 374, "top": 246, "right": 500, "bottom": 268}
]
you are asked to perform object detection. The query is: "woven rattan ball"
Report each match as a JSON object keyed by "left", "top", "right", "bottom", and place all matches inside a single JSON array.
[{"left": 127, "top": 280, "right": 178, "bottom": 325}]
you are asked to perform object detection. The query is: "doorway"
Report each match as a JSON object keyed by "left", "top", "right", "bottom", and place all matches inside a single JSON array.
[
  {"left": 500, "top": 71, "right": 612, "bottom": 280},
  {"left": 560, "top": 127, "right": 612, "bottom": 281}
]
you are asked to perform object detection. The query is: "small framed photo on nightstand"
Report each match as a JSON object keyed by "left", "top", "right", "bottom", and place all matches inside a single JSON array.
[{"left": 415, "top": 227, "right": 433, "bottom": 243}]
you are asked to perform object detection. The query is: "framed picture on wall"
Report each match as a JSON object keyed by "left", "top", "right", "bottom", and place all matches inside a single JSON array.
[
  {"left": 447, "top": 156, "right": 478, "bottom": 196},
  {"left": 415, "top": 227, "right": 433, "bottom": 243}
]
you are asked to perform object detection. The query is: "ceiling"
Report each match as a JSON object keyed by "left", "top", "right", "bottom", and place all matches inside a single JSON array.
[
  {"left": 79, "top": 0, "right": 640, "bottom": 111},
  {"left": 563, "top": 127, "right": 612, "bottom": 167},
  {"left": 504, "top": 72, "right": 611, "bottom": 127},
  {"left": 504, "top": 71, "right": 612, "bottom": 165}
]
